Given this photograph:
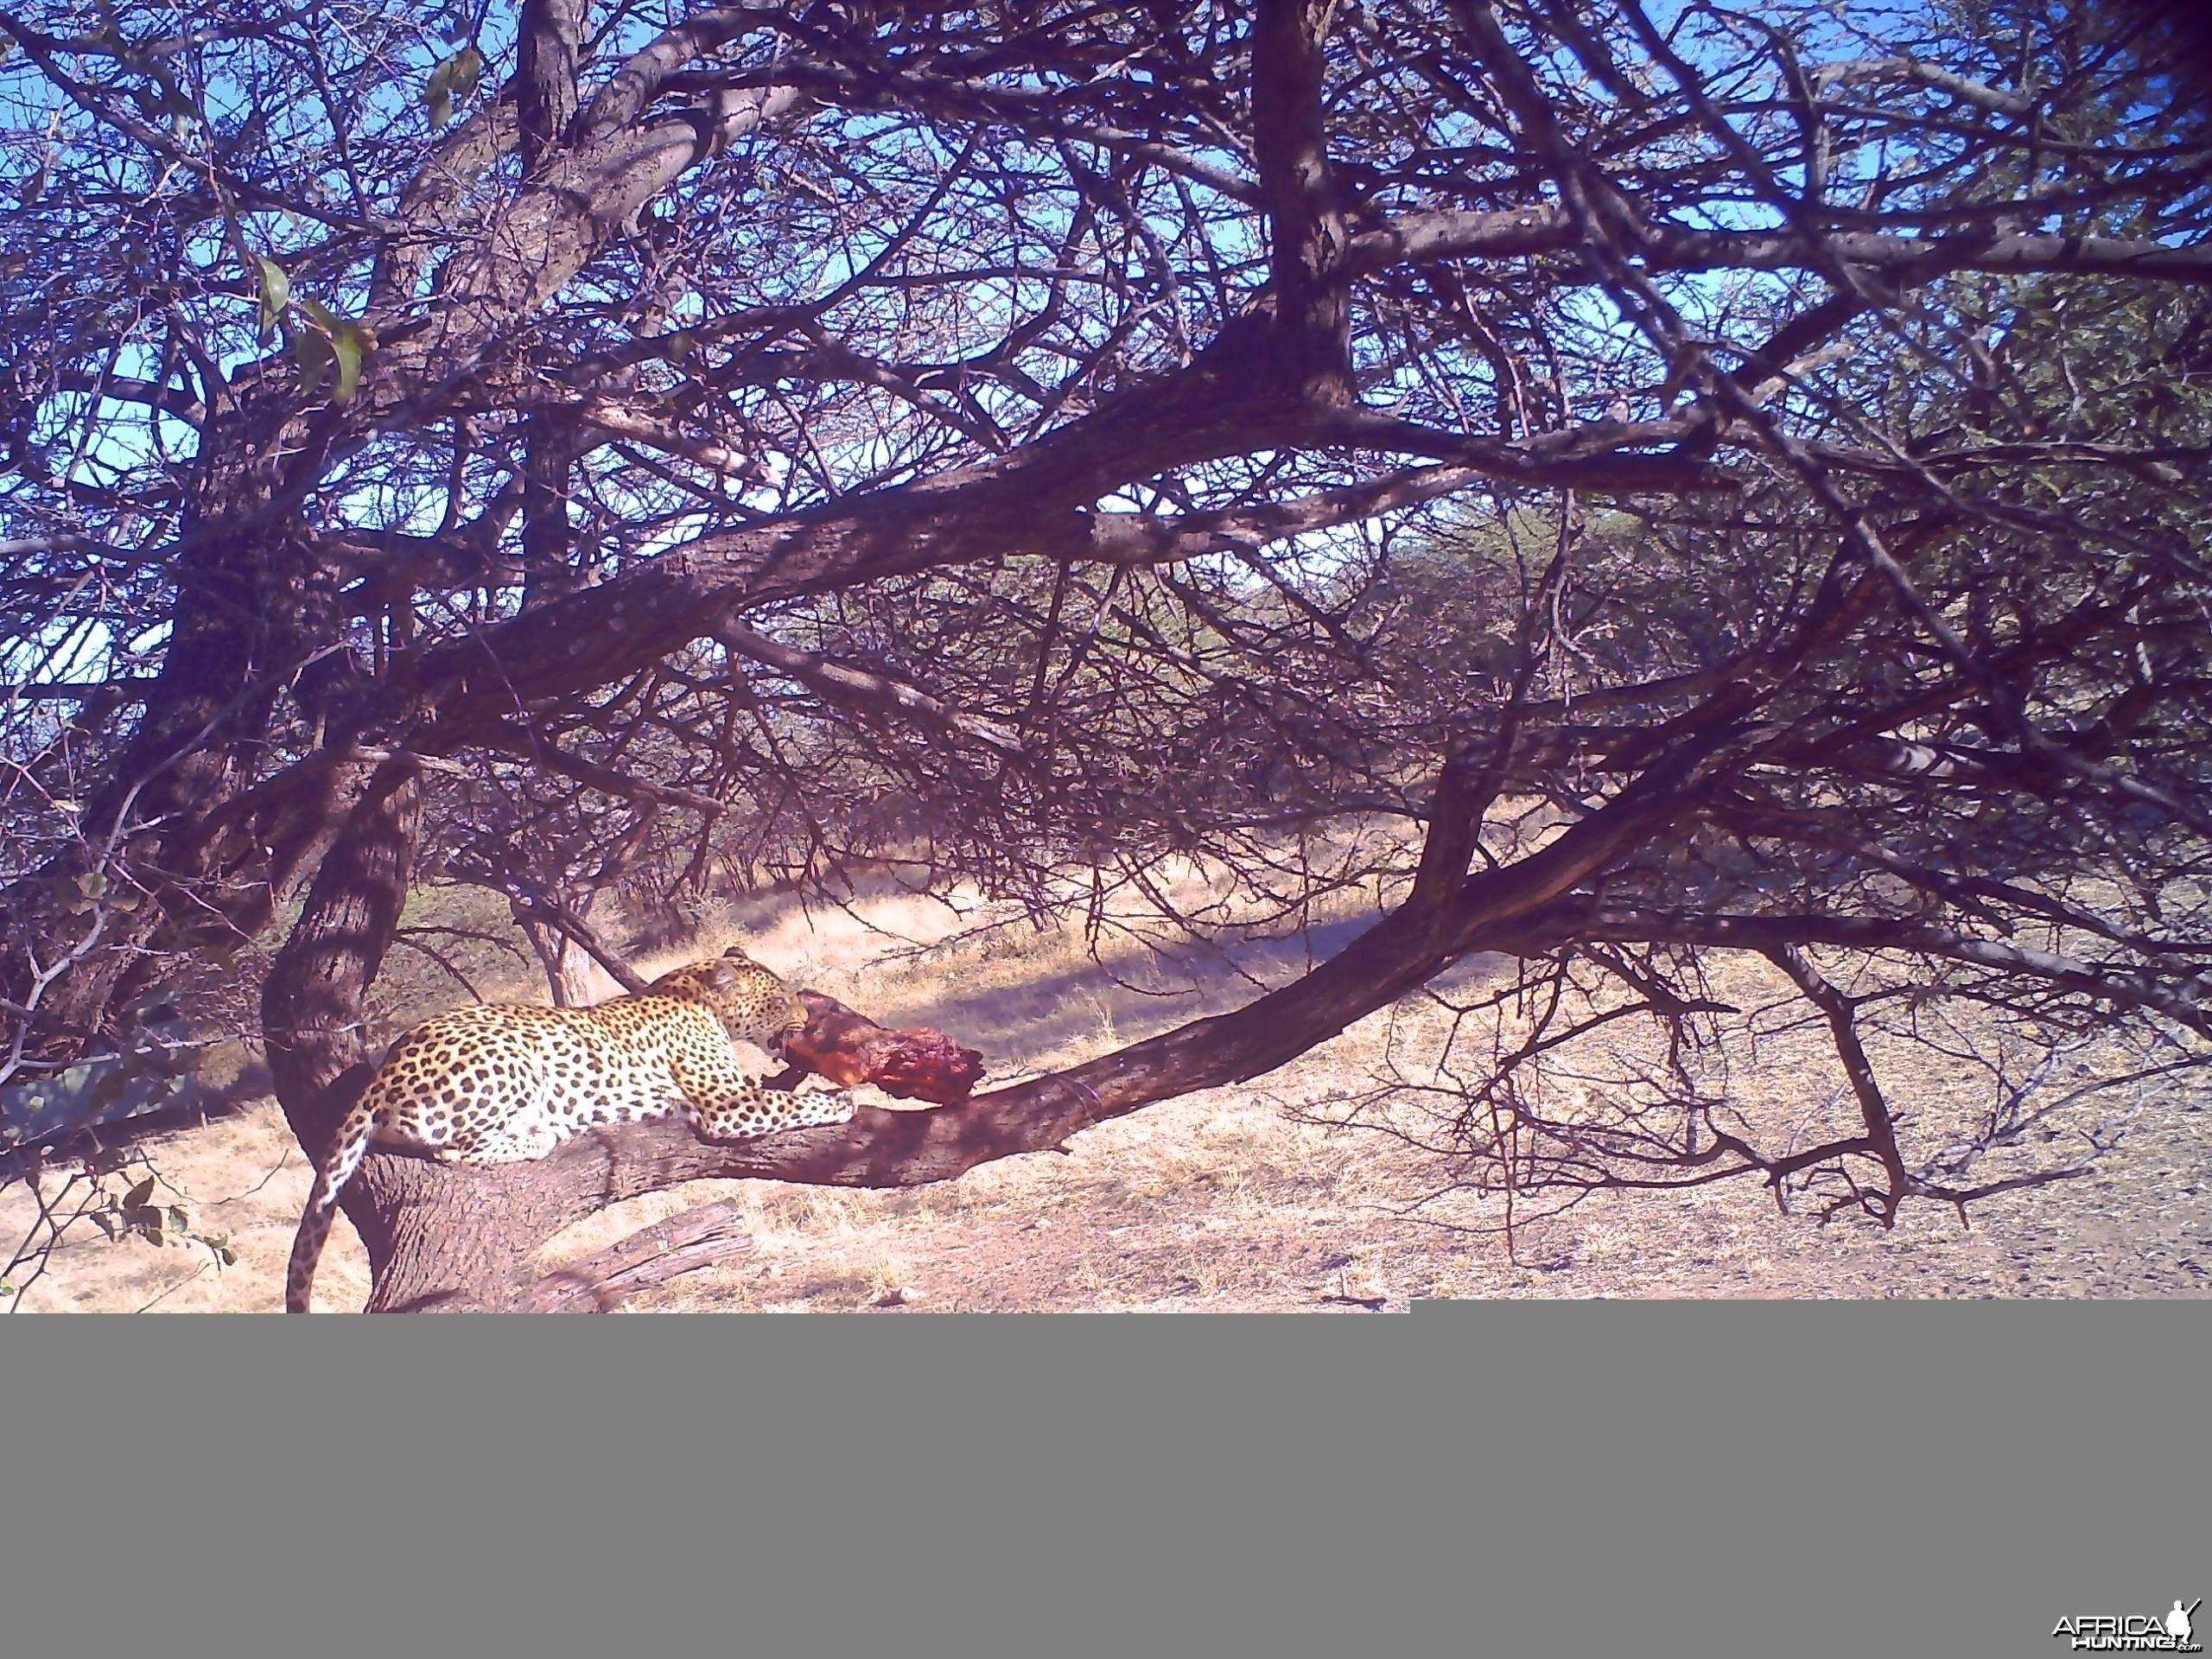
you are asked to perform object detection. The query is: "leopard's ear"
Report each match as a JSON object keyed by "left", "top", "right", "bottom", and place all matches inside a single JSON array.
[{"left": 721, "top": 944, "right": 753, "bottom": 963}]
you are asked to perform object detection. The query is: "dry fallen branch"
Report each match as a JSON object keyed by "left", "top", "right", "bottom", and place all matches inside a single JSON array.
[{"left": 524, "top": 1198, "right": 755, "bottom": 1313}]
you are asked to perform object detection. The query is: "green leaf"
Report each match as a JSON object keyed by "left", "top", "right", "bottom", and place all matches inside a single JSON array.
[
  {"left": 290, "top": 299, "right": 373, "bottom": 406},
  {"left": 124, "top": 1176, "right": 158, "bottom": 1210},
  {"left": 452, "top": 47, "right": 485, "bottom": 100},
  {"left": 295, "top": 326, "right": 334, "bottom": 400},
  {"left": 254, "top": 257, "right": 290, "bottom": 343},
  {"left": 328, "top": 320, "right": 367, "bottom": 406},
  {"left": 424, "top": 45, "right": 484, "bottom": 130}
]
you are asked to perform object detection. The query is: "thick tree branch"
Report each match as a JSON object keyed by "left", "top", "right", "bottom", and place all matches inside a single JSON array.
[
  {"left": 1249, "top": 0, "right": 1356, "bottom": 403},
  {"left": 1345, "top": 206, "right": 2212, "bottom": 285},
  {"left": 380, "top": 413, "right": 1731, "bottom": 751},
  {"left": 516, "top": 0, "right": 590, "bottom": 167}
]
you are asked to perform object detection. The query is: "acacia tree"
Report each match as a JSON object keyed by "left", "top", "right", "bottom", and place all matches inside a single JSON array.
[{"left": 3, "top": 0, "right": 2209, "bottom": 1308}]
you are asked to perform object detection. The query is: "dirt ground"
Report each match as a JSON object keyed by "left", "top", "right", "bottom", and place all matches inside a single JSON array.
[{"left": 7, "top": 876, "right": 2207, "bottom": 1313}]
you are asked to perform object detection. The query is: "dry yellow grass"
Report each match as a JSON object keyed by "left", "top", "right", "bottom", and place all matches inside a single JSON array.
[{"left": 7, "top": 867, "right": 2209, "bottom": 1312}]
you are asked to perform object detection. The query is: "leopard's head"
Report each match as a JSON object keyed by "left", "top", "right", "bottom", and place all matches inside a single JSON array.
[{"left": 648, "top": 947, "right": 809, "bottom": 1056}]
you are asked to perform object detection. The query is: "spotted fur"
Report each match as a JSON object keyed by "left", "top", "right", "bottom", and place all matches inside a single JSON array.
[{"left": 284, "top": 947, "right": 850, "bottom": 1312}]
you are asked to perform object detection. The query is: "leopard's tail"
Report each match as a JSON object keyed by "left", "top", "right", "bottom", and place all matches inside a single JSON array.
[{"left": 284, "top": 1101, "right": 378, "bottom": 1313}]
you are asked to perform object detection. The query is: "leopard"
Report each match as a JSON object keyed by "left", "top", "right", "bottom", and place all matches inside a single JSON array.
[{"left": 284, "top": 946, "right": 852, "bottom": 1313}]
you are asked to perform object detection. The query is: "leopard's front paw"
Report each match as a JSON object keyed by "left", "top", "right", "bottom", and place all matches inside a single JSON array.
[{"left": 800, "top": 1088, "right": 858, "bottom": 1128}]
